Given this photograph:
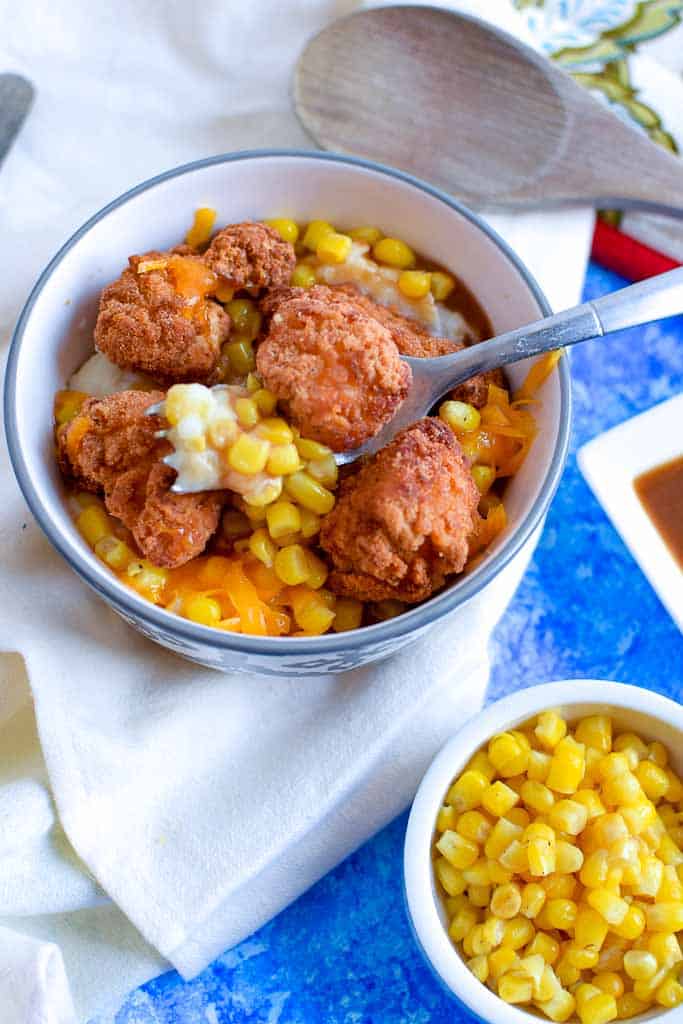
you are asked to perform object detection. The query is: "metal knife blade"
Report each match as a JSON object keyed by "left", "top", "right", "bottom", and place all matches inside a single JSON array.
[{"left": 0, "top": 73, "right": 34, "bottom": 167}]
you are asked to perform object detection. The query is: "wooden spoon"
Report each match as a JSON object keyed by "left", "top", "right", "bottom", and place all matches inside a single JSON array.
[{"left": 294, "top": 5, "right": 683, "bottom": 215}]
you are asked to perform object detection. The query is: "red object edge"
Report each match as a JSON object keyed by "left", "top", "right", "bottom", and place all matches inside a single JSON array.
[{"left": 591, "top": 219, "right": 679, "bottom": 281}]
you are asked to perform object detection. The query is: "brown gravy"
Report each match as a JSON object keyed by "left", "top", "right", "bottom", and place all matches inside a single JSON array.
[{"left": 634, "top": 455, "right": 683, "bottom": 569}]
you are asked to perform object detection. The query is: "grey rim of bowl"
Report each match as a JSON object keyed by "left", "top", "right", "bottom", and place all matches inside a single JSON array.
[{"left": 4, "top": 148, "right": 572, "bottom": 658}]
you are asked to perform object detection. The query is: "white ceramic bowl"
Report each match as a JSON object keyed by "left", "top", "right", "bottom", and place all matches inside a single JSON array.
[
  {"left": 404, "top": 679, "right": 683, "bottom": 1024},
  {"left": 5, "top": 150, "right": 570, "bottom": 675}
]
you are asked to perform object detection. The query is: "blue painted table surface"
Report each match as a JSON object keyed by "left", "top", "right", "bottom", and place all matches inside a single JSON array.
[{"left": 105, "top": 262, "right": 683, "bottom": 1024}]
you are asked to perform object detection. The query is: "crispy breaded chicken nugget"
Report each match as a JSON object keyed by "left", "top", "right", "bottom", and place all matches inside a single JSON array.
[
  {"left": 319, "top": 418, "right": 480, "bottom": 602},
  {"left": 256, "top": 293, "right": 411, "bottom": 451},
  {"left": 204, "top": 222, "right": 295, "bottom": 291},
  {"left": 57, "top": 391, "right": 223, "bottom": 568},
  {"left": 261, "top": 283, "right": 504, "bottom": 408},
  {"left": 94, "top": 250, "right": 230, "bottom": 384}
]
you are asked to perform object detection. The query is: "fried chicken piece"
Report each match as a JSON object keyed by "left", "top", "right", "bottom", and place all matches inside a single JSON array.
[
  {"left": 57, "top": 390, "right": 223, "bottom": 568},
  {"left": 204, "top": 222, "right": 295, "bottom": 291},
  {"left": 319, "top": 418, "right": 480, "bottom": 603},
  {"left": 56, "top": 390, "right": 164, "bottom": 492},
  {"left": 261, "top": 283, "right": 504, "bottom": 408},
  {"left": 256, "top": 293, "right": 411, "bottom": 451},
  {"left": 94, "top": 250, "right": 230, "bottom": 384},
  {"left": 106, "top": 460, "right": 224, "bottom": 569}
]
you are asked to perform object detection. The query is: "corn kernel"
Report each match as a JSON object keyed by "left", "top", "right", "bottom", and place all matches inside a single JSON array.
[
  {"left": 567, "top": 943, "right": 600, "bottom": 970},
  {"left": 467, "top": 954, "right": 488, "bottom": 983},
  {"left": 602, "top": 771, "right": 642, "bottom": 807},
  {"left": 264, "top": 218, "right": 299, "bottom": 244},
  {"left": 489, "top": 732, "right": 529, "bottom": 777},
  {"left": 501, "top": 916, "right": 535, "bottom": 951},
  {"left": 185, "top": 207, "right": 216, "bottom": 248},
  {"left": 302, "top": 220, "right": 335, "bottom": 251},
  {"left": 546, "top": 736, "right": 585, "bottom": 794},
  {"left": 647, "top": 931, "right": 682, "bottom": 967},
  {"left": 499, "top": 840, "right": 529, "bottom": 873},
  {"left": 481, "top": 780, "right": 519, "bottom": 817},
  {"left": 535, "top": 711, "right": 567, "bottom": 750},
  {"left": 658, "top": 833, "right": 683, "bottom": 867},
  {"left": 448, "top": 770, "right": 490, "bottom": 813},
  {"left": 266, "top": 500, "right": 301, "bottom": 540},
  {"left": 233, "top": 396, "right": 259, "bottom": 429},
  {"left": 372, "top": 236, "right": 415, "bottom": 269},
  {"left": 348, "top": 225, "right": 383, "bottom": 245},
  {"left": 525, "top": 822, "right": 556, "bottom": 877},
  {"left": 488, "top": 946, "right": 518, "bottom": 979},
  {"left": 294, "top": 436, "right": 332, "bottom": 461},
  {"left": 578, "top": 991, "right": 617, "bottom": 1024},
  {"left": 184, "top": 594, "right": 221, "bottom": 626},
  {"left": 527, "top": 750, "right": 552, "bottom": 783},
  {"left": 491, "top": 883, "right": 522, "bottom": 920},
  {"left": 317, "top": 231, "right": 352, "bottom": 265},
  {"left": 521, "top": 883, "right": 547, "bottom": 920},
  {"left": 499, "top": 972, "right": 533, "bottom": 1004},
  {"left": 549, "top": 799, "right": 588, "bottom": 836},
  {"left": 243, "top": 479, "right": 282, "bottom": 508},
  {"left": 456, "top": 811, "right": 492, "bottom": 845},
  {"left": 506, "top": 807, "right": 531, "bottom": 829},
  {"left": 646, "top": 900, "right": 683, "bottom": 932},
  {"left": 556, "top": 840, "right": 584, "bottom": 874},
  {"left": 488, "top": 860, "right": 514, "bottom": 885},
  {"left": 284, "top": 471, "right": 335, "bottom": 514},
  {"left": 649, "top": 741, "right": 669, "bottom": 768},
  {"left": 593, "top": 973, "right": 624, "bottom": 999},
  {"left": 439, "top": 399, "right": 481, "bottom": 434},
  {"left": 575, "top": 906, "right": 609, "bottom": 949},
  {"left": 543, "top": 898, "right": 578, "bottom": 931},
  {"left": 304, "top": 550, "right": 328, "bottom": 590},
  {"left": 521, "top": 780, "right": 555, "bottom": 815},
  {"left": 484, "top": 818, "right": 522, "bottom": 859},
  {"left": 436, "top": 805, "right": 457, "bottom": 833},
  {"left": 576, "top": 716, "right": 612, "bottom": 754},
  {"left": 248, "top": 527, "right": 277, "bottom": 568},
  {"left": 481, "top": 915, "right": 506, "bottom": 951},
  {"left": 333, "top": 598, "right": 363, "bottom": 633},
  {"left": 613, "top": 905, "right": 645, "bottom": 942},
  {"left": 77, "top": 505, "right": 112, "bottom": 547},
  {"left": 94, "top": 535, "right": 135, "bottom": 571},
  {"left": 598, "top": 753, "right": 631, "bottom": 781},
  {"left": 541, "top": 988, "right": 576, "bottom": 1022},
  {"left": 435, "top": 857, "right": 466, "bottom": 896},
  {"left": 436, "top": 829, "right": 479, "bottom": 870},
  {"left": 526, "top": 931, "right": 559, "bottom": 965},
  {"left": 293, "top": 592, "right": 335, "bottom": 634},
  {"left": 615, "top": 993, "right": 649, "bottom": 1019},
  {"left": 397, "top": 269, "right": 431, "bottom": 299},
  {"left": 266, "top": 443, "right": 300, "bottom": 476},
  {"left": 253, "top": 387, "right": 278, "bottom": 415},
  {"left": 430, "top": 271, "right": 455, "bottom": 301},
  {"left": 633, "top": 966, "right": 668, "bottom": 1002},
  {"left": 273, "top": 544, "right": 311, "bottom": 586},
  {"left": 448, "top": 905, "right": 479, "bottom": 942},
  {"left": 227, "top": 433, "right": 270, "bottom": 475},
  {"left": 587, "top": 889, "right": 629, "bottom": 926},
  {"left": 623, "top": 950, "right": 658, "bottom": 981},
  {"left": 306, "top": 454, "right": 338, "bottom": 489},
  {"left": 573, "top": 790, "right": 606, "bottom": 821},
  {"left": 655, "top": 974, "right": 683, "bottom": 1008},
  {"left": 469, "top": 883, "right": 491, "bottom": 908}
]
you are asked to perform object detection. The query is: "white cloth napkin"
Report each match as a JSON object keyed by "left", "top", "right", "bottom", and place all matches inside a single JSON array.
[{"left": 0, "top": 1, "right": 594, "bottom": 1021}]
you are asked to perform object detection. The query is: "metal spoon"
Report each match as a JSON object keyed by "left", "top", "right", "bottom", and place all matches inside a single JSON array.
[
  {"left": 294, "top": 5, "right": 683, "bottom": 216},
  {"left": 158, "top": 267, "right": 683, "bottom": 485},
  {"left": 336, "top": 265, "right": 683, "bottom": 464}
]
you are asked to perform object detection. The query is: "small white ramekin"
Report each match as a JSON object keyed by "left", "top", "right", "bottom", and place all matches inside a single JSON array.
[{"left": 404, "top": 679, "right": 683, "bottom": 1024}]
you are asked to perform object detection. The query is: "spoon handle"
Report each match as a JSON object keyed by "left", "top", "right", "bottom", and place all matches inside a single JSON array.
[{"left": 410, "top": 266, "right": 683, "bottom": 399}]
